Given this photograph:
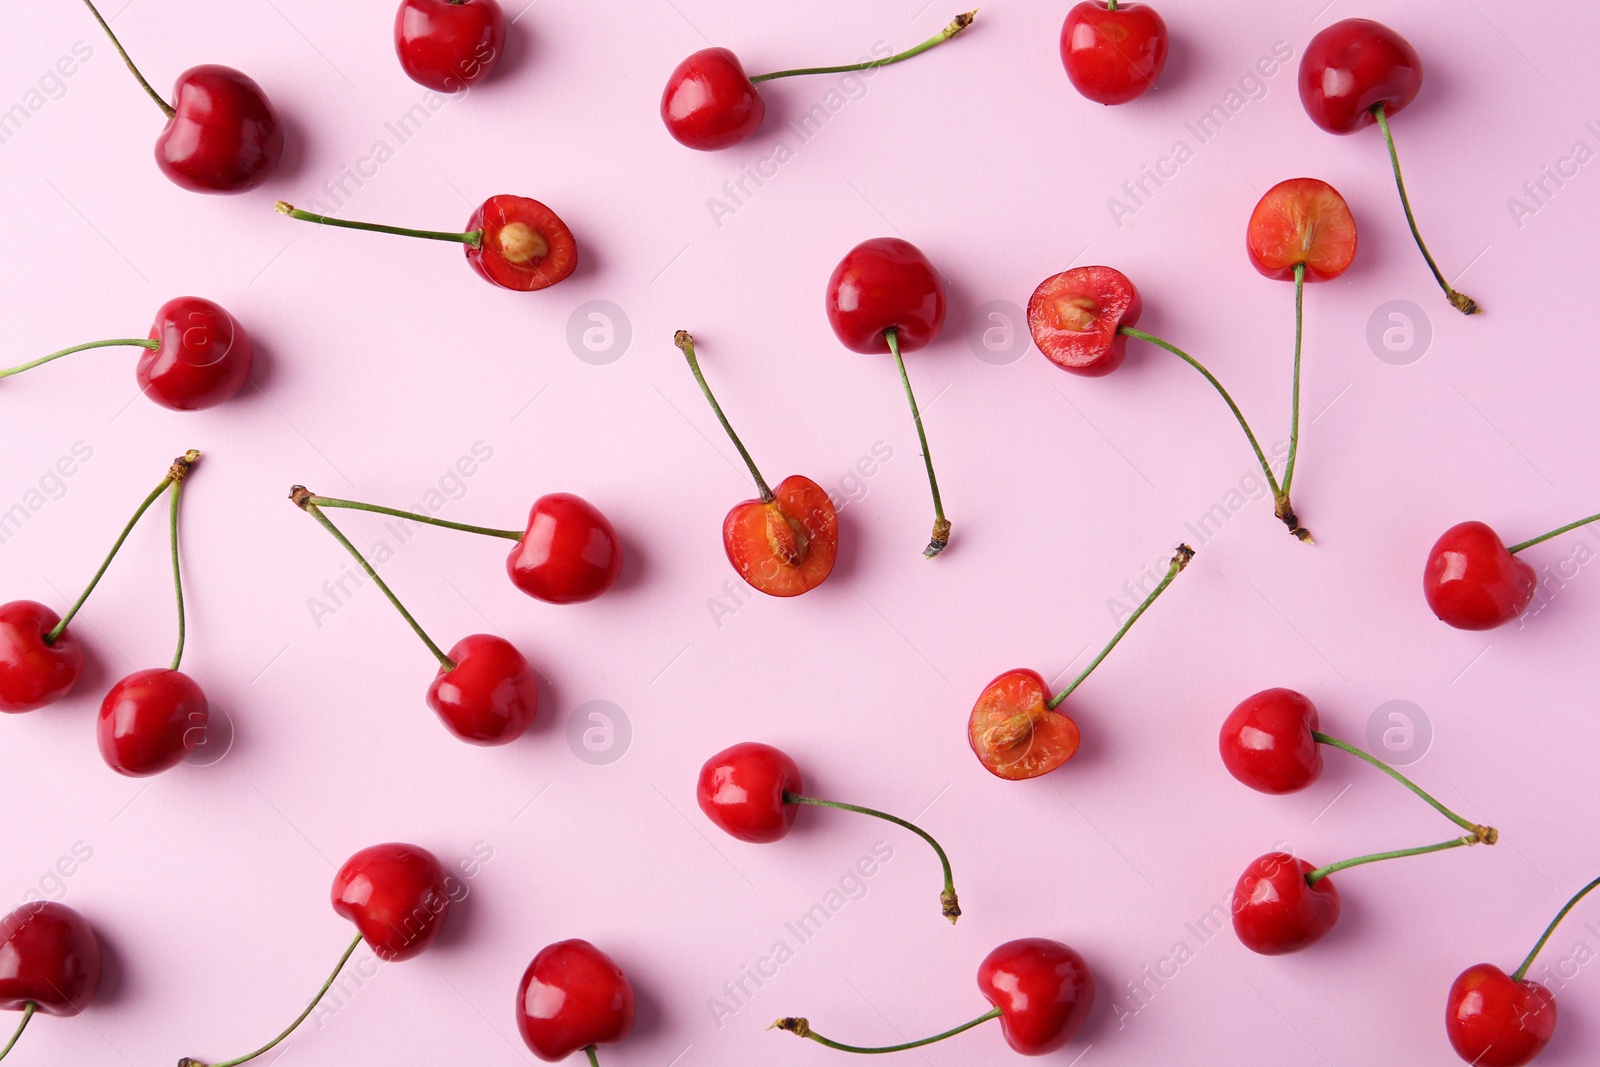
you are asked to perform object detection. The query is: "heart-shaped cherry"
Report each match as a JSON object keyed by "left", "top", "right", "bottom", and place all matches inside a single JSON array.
[
  {"left": 675, "top": 332, "right": 838, "bottom": 597},
  {"left": 276, "top": 195, "right": 577, "bottom": 292},
  {"left": 1060, "top": 1, "right": 1169, "bottom": 105},
  {"left": 971, "top": 545, "right": 1191, "bottom": 780},
  {"left": 661, "top": 13, "right": 976, "bottom": 151},
  {"left": 98, "top": 669, "right": 209, "bottom": 776},
  {"left": 699, "top": 741, "right": 961, "bottom": 921},
  {"left": 506, "top": 494, "right": 624, "bottom": 604},
  {"left": 516, "top": 939, "right": 636, "bottom": 1063},
  {"left": 1424, "top": 521, "right": 1540, "bottom": 631},
  {"left": 0, "top": 602, "right": 83, "bottom": 714},
  {"left": 395, "top": 0, "right": 506, "bottom": 91},
  {"left": 1232, "top": 852, "right": 1340, "bottom": 955},
  {"left": 0, "top": 902, "right": 102, "bottom": 1058},
  {"left": 1247, "top": 177, "right": 1358, "bottom": 282},
  {"left": 827, "top": 237, "right": 951, "bottom": 557},
  {"left": 1219, "top": 688, "right": 1323, "bottom": 794}
]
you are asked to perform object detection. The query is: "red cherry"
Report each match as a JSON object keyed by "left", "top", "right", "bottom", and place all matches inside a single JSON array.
[
  {"left": 660, "top": 48, "right": 765, "bottom": 151},
  {"left": 826, "top": 238, "right": 947, "bottom": 354},
  {"left": 394, "top": 0, "right": 506, "bottom": 92},
  {"left": 1059, "top": 1, "right": 1168, "bottom": 105},
  {"left": 0, "top": 902, "right": 102, "bottom": 1019},
  {"left": 97, "top": 669, "right": 209, "bottom": 777},
  {"left": 516, "top": 939, "right": 637, "bottom": 1062},
  {"left": 1299, "top": 19, "right": 1421, "bottom": 135},
  {"left": 464, "top": 195, "right": 578, "bottom": 292},
  {"left": 968, "top": 669, "right": 1082, "bottom": 781},
  {"left": 0, "top": 601, "right": 83, "bottom": 714},
  {"left": 1026, "top": 265, "right": 1141, "bottom": 376},
  {"left": 156, "top": 65, "right": 284, "bottom": 194},
  {"left": 505, "top": 493, "right": 623, "bottom": 604},
  {"left": 697, "top": 742, "right": 801, "bottom": 843},
  {"left": 1446, "top": 963, "right": 1555, "bottom": 1066},
  {"left": 426, "top": 634, "right": 539, "bottom": 746},
  {"left": 138, "top": 297, "right": 253, "bottom": 411},
  {"left": 1219, "top": 688, "right": 1323, "bottom": 795},
  {"left": 330, "top": 843, "right": 452, "bottom": 962},
  {"left": 977, "top": 938, "right": 1095, "bottom": 1055},
  {"left": 722, "top": 475, "right": 838, "bottom": 597},
  {"left": 1231, "top": 852, "right": 1340, "bottom": 955},
  {"left": 1424, "top": 521, "right": 1537, "bottom": 631},
  {"left": 1246, "top": 178, "right": 1358, "bottom": 281}
]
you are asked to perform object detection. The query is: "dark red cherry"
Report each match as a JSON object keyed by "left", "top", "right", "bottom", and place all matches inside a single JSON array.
[
  {"left": 394, "top": 0, "right": 506, "bottom": 92},
  {"left": 660, "top": 48, "right": 765, "bottom": 151},
  {"left": 977, "top": 938, "right": 1094, "bottom": 1055},
  {"left": 1424, "top": 521, "right": 1537, "bottom": 631},
  {"left": 425, "top": 634, "right": 539, "bottom": 745},
  {"left": 97, "top": 669, "right": 209, "bottom": 777},
  {"left": 1446, "top": 963, "right": 1556, "bottom": 1067},
  {"left": 825, "top": 238, "right": 946, "bottom": 353},
  {"left": 1059, "top": 1, "right": 1169, "bottom": 106},
  {"left": 0, "top": 902, "right": 102, "bottom": 1018},
  {"left": 516, "top": 939, "right": 637, "bottom": 1062},
  {"left": 1299, "top": 19, "right": 1422, "bottom": 135},
  {"left": 1027, "top": 265, "right": 1141, "bottom": 376},
  {"left": 464, "top": 195, "right": 578, "bottom": 292},
  {"left": 156, "top": 65, "right": 284, "bottom": 194},
  {"left": 1219, "top": 688, "right": 1323, "bottom": 795},
  {"left": 138, "top": 297, "right": 253, "bottom": 411},
  {"left": 0, "top": 601, "right": 83, "bottom": 714},
  {"left": 330, "top": 843, "right": 451, "bottom": 962},
  {"left": 1232, "top": 852, "right": 1340, "bottom": 955},
  {"left": 697, "top": 742, "right": 800, "bottom": 843},
  {"left": 505, "top": 493, "right": 623, "bottom": 604}
]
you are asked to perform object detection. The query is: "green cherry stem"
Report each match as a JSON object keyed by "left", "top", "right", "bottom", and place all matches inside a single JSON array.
[
  {"left": 1509, "top": 512, "right": 1600, "bottom": 554},
  {"left": 301, "top": 495, "right": 522, "bottom": 542},
  {"left": 1512, "top": 875, "right": 1600, "bottom": 982},
  {"left": 773, "top": 1008, "right": 1001, "bottom": 1054},
  {"left": 674, "top": 331, "right": 773, "bottom": 503},
  {"left": 1311, "top": 731, "right": 1496, "bottom": 841},
  {"left": 1305, "top": 831, "right": 1485, "bottom": 886},
  {"left": 290, "top": 487, "right": 456, "bottom": 671},
  {"left": 1281, "top": 262, "right": 1305, "bottom": 497},
  {"left": 45, "top": 451, "right": 201, "bottom": 647},
  {"left": 179, "top": 934, "right": 363, "bottom": 1067},
  {"left": 0, "top": 1003, "right": 36, "bottom": 1062},
  {"left": 0, "top": 337, "right": 161, "bottom": 381},
  {"left": 1047, "top": 543, "right": 1193, "bottom": 711},
  {"left": 785, "top": 792, "right": 961, "bottom": 923},
  {"left": 750, "top": 12, "right": 976, "bottom": 82},
  {"left": 79, "top": 0, "right": 175, "bottom": 118},
  {"left": 584, "top": 1046, "right": 601, "bottom": 1067},
  {"left": 168, "top": 474, "right": 189, "bottom": 672},
  {"left": 885, "top": 328, "right": 951, "bottom": 558},
  {"left": 275, "top": 202, "right": 483, "bottom": 248},
  {"left": 1372, "top": 103, "right": 1480, "bottom": 316}
]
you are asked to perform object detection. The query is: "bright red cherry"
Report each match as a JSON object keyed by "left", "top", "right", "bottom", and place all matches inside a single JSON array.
[
  {"left": 698, "top": 742, "right": 800, "bottom": 843},
  {"left": 1446, "top": 964, "right": 1555, "bottom": 1066},
  {"left": 395, "top": 0, "right": 505, "bottom": 91},
  {"left": 1059, "top": 2, "right": 1168, "bottom": 105},
  {"left": 516, "top": 939, "right": 637, "bottom": 1062},
  {"left": 1027, "top": 265, "right": 1140, "bottom": 376},
  {"left": 156, "top": 65, "right": 284, "bottom": 193},
  {"left": 1299, "top": 18, "right": 1420, "bottom": 135},
  {"left": 0, "top": 902, "right": 102, "bottom": 1052},
  {"left": 1232, "top": 852, "right": 1340, "bottom": 955},
  {"left": 1247, "top": 178, "right": 1357, "bottom": 281},
  {"left": 978, "top": 938, "right": 1095, "bottom": 1055},
  {"left": 332, "top": 843, "right": 452, "bottom": 962},
  {"left": 1424, "top": 521, "right": 1537, "bottom": 631},
  {"left": 97, "top": 669, "right": 209, "bottom": 777},
  {"left": 1219, "top": 688, "right": 1322, "bottom": 795},
  {"left": 506, "top": 493, "right": 624, "bottom": 604},
  {"left": 0, "top": 601, "right": 82, "bottom": 714},
  {"left": 426, "top": 634, "right": 539, "bottom": 745},
  {"left": 661, "top": 48, "right": 765, "bottom": 151}
]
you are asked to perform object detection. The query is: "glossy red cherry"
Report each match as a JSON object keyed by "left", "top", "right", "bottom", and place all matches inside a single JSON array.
[
  {"left": 156, "top": 65, "right": 284, "bottom": 193},
  {"left": 1446, "top": 963, "right": 1555, "bottom": 1066},
  {"left": 516, "top": 939, "right": 637, "bottom": 1062},
  {"left": 723, "top": 476, "right": 837, "bottom": 597},
  {"left": 426, "top": 634, "right": 539, "bottom": 746},
  {"left": 138, "top": 297, "right": 253, "bottom": 410},
  {"left": 0, "top": 601, "right": 82, "bottom": 714},
  {"left": 1246, "top": 178, "right": 1358, "bottom": 281},
  {"left": 978, "top": 938, "right": 1095, "bottom": 1055},
  {"left": 331, "top": 843, "right": 451, "bottom": 962},
  {"left": 395, "top": 0, "right": 505, "bottom": 91},
  {"left": 1299, "top": 19, "right": 1421, "bottom": 135},
  {"left": 968, "top": 669, "right": 1082, "bottom": 781},
  {"left": 0, "top": 902, "right": 102, "bottom": 1020},
  {"left": 698, "top": 742, "right": 800, "bottom": 843},
  {"left": 1059, "top": 1, "right": 1168, "bottom": 105},
  {"left": 506, "top": 493, "right": 623, "bottom": 604},
  {"left": 1027, "top": 265, "right": 1141, "bottom": 376},
  {"left": 97, "top": 669, "right": 209, "bottom": 777},
  {"left": 1219, "top": 688, "right": 1323, "bottom": 795},
  {"left": 1424, "top": 521, "right": 1537, "bottom": 631},
  {"left": 827, "top": 238, "right": 947, "bottom": 354},
  {"left": 464, "top": 195, "right": 578, "bottom": 292},
  {"left": 1232, "top": 852, "right": 1340, "bottom": 955},
  {"left": 661, "top": 48, "right": 765, "bottom": 151}
]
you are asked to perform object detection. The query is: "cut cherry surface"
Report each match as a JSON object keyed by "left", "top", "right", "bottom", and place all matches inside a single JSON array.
[
  {"left": 1219, "top": 688, "right": 1322, "bottom": 795},
  {"left": 1446, "top": 964, "right": 1556, "bottom": 1067},
  {"left": 97, "top": 668, "right": 209, "bottom": 777},
  {"left": 506, "top": 493, "right": 624, "bottom": 604},
  {"left": 1246, "top": 177, "right": 1357, "bottom": 281},
  {"left": 1026, "top": 265, "right": 1141, "bottom": 376},
  {"left": 516, "top": 939, "right": 637, "bottom": 1062},
  {"left": 0, "top": 901, "right": 101, "bottom": 1062},
  {"left": 1059, "top": 1, "right": 1169, "bottom": 105},
  {"left": 465, "top": 195, "right": 579, "bottom": 292},
  {"left": 1424, "top": 521, "right": 1538, "bottom": 631},
  {"left": 697, "top": 742, "right": 801, "bottom": 843},
  {"left": 395, "top": 0, "right": 506, "bottom": 91},
  {"left": 1232, "top": 852, "right": 1340, "bottom": 955},
  {"left": 1299, "top": 18, "right": 1421, "bottom": 135},
  {"left": 0, "top": 601, "right": 83, "bottom": 714},
  {"left": 426, "top": 633, "right": 539, "bottom": 745},
  {"left": 661, "top": 48, "right": 765, "bottom": 151},
  {"left": 978, "top": 938, "right": 1095, "bottom": 1055},
  {"left": 331, "top": 843, "right": 452, "bottom": 962}
]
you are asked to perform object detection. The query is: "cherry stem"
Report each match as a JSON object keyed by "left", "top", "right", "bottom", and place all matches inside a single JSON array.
[
  {"left": 303, "top": 495, "right": 522, "bottom": 542},
  {"left": 885, "top": 328, "right": 951, "bottom": 559},
  {"left": 1371, "top": 104, "right": 1480, "bottom": 315},
  {"left": 45, "top": 451, "right": 200, "bottom": 646},
  {"left": 0, "top": 1003, "right": 35, "bottom": 1062},
  {"left": 180, "top": 934, "right": 363, "bottom": 1067},
  {"left": 169, "top": 477, "right": 188, "bottom": 672},
  {"left": 1509, "top": 512, "right": 1600, "bottom": 554},
  {"left": 1282, "top": 264, "right": 1305, "bottom": 496},
  {"left": 275, "top": 202, "right": 483, "bottom": 248},
  {"left": 1305, "top": 831, "right": 1485, "bottom": 886},
  {"left": 673, "top": 331, "right": 773, "bottom": 503},
  {"left": 749, "top": 11, "right": 976, "bottom": 82},
  {"left": 290, "top": 487, "right": 456, "bottom": 671},
  {"left": 585, "top": 1047, "right": 600, "bottom": 1067},
  {"left": 1311, "top": 731, "right": 1496, "bottom": 842},
  {"left": 1512, "top": 874, "right": 1600, "bottom": 982},
  {"left": 0, "top": 338, "right": 160, "bottom": 381},
  {"left": 785, "top": 792, "right": 961, "bottom": 923},
  {"left": 772, "top": 1007, "right": 1001, "bottom": 1053},
  {"left": 79, "top": 0, "right": 175, "bottom": 119},
  {"left": 1046, "top": 543, "right": 1193, "bottom": 710}
]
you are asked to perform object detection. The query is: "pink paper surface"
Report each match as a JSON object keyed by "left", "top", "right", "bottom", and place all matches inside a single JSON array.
[{"left": 3, "top": 1, "right": 1599, "bottom": 1064}]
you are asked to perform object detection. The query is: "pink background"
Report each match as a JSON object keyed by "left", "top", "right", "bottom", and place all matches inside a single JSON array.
[{"left": 4, "top": 0, "right": 1600, "bottom": 1063}]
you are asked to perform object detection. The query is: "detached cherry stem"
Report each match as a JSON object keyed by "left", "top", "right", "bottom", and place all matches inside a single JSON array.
[
  {"left": 179, "top": 934, "right": 363, "bottom": 1067},
  {"left": 1046, "top": 543, "right": 1193, "bottom": 711},
  {"left": 749, "top": 11, "right": 976, "bottom": 82},
  {"left": 79, "top": 0, "right": 175, "bottom": 119},
  {"left": 1311, "top": 731, "right": 1496, "bottom": 841},
  {"left": 0, "top": 1003, "right": 36, "bottom": 1062},
  {"left": 772, "top": 1007, "right": 1001, "bottom": 1054},
  {"left": 0, "top": 338, "right": 161, "bottom": 382},
  {"left": 1306, "top": 831, "right": 1487, "bottom": 886},
  {"left": 276, "top": 202, "right": 483, "bottom": 248},
  {"left": 290, "top": 486, "right": 456, "bottom": 671},
  {"left": 1372, "top": 103, "right": 1480, "bottom": 316},
  {"left": 301, "top": 495, "right": 523, "bottom": 542},
  {"left": 674, "top": 331, "right": 773, "bottom": 503},
  {"left": 884, "top": 328, "right": 950, "bottom": 558},
  {"left": 1509, "top": 511, "right": 1600, "bottom": 554},
  {"left": 1512, "top": 875, "right": 1600, "bottom": 982},
  {"left": 785, "top": 791, "right": 961, "bottom": 922}
]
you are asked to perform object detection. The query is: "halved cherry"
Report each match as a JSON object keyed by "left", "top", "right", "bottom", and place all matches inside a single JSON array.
[
  {"left": 968, "top": 669, "right": 1082, "bottom": 781},
  {"left": 465, "top": 195, "right": 578, "bottom": 292},
  {"left": 1246, "top": 178, "right": 1357, "bottom": 282},
  {"left": 1026, "top": 265, "right": 1141, "bottom": 376}
]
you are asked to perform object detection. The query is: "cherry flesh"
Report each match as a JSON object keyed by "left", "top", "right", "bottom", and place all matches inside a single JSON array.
[
  {"left": 506, "top": 493, "right": 623, "bottom": 604},
  {"left": 1026, "top": 265, "right": 1141, "bottom": 375},
  {"left": 97, "top": 669, "right": 209, "bottom": 777},
  {"left": 1299, "top": 18, "right": 1420, "bottom": 136},
  {"left": 723, "top": 476, "right": 837, "bottom": 597},
  {"left": 1424, "top": 521, "right": 1537, "bottom": 631},
  {"left": 978, "top": 938, "right": 1095, "bottom": 1055},
  {"left": 1059, "top": 1, "right": 1168, "bottom": 106},
  {"left": 0, "top": 901, "right": 102, "bottom": 1055},
  {"left": 1219, "top": 688, "right": 1323, "bottom": 795},
  {"left": 331, "top": 843, "right": 452, "bottom": 962},
  {"left": 969, "top": 669, "right": 1083, "bottom": 781},
  {"left": 1446, "top": 964, "right": 1555, "bottom": 1066},
  {"left": 465, "top": 195, "right": 578, "bottom": 292},
  {"left": 698, "top": 742, "right": 800, "bottom": 843},
  {"left": 0, "top": 602, "right": 83, "bottom": 714},
  {"left": 661, "top": 49, "right": 765, "bottom": 151},
  {"left": 426, "top": 634, "right": 539, "bottom": 745},
  {"left": 157, "top": 66, "right": 283, "bottom": 193},
  {"left": 1247, "top": 177, "right": 1358, "bottom": 282},
  {"left": 516, "top": 939, "right": 637, "bottom": 1062},
  {"left": 1232, "top": 852, "right": 1340, "bottom": 955},
  {"left": 395, "top": 0, "right": 505, "bottom": 92}
]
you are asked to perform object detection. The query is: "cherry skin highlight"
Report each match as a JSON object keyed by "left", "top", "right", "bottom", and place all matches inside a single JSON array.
[
  {"left": 0, "top": 902, "right": 102, "bottom": 1018},
  {"left": 425, "top": 634, "right": 539, "bottom": 745},
  {"left": 1446, "top": 963, "right": 1556, "bottom": 1066},
  {"left": 826, "top": 238, "right": 946, "bottom": 353},
  {"left": 465, "top": 195, "right": 578, "bottom": 292},
  {"left": 0, "top": 601, "right": 83, "bottom": 714},
  {"left": 506, "top": 493, "right": 623, "bottom": 604},
  {"left": 697, "top": 742, "right": 801, "bottom": 843},
  {"left": 968, "top": 669, "right": 1081, "bottom": 781},
  {"left": 1219, "top": 688, "right": 1323, "bottom": 795},
  {"left": 1232, "top": 852, "right": 1340, "bottom": 955},
  {"left": 331, "top": 843, "right": 452, "bottom": 962},
  {"left": 1424, "top": 521, "right": 1537, "bottom": 631},
  {"left": 977, "top": 938, "right": 1095, "bottom": 1055},
  {"left": 1059, "top": 1, "right": 1168, "bottom": 105},
  {"left": 723, "top": 475, "right": 837, "bottom": 597},
  {"left": 157, "top": 65, "right": 284, "bottom": 194},
  {"left": 1027, "top": 265, "right": 1141, "bottom": 376},
  {"left": 661, "top": 48, "right": 765, "bottom": 150},
  {"left": 1299, "top": 19, "right": 1422, "bottom": 135},
  {"left": 1247, "top": 178, "right": 1358, "bottom": 281},
  {"left": 138, "top": 297, "right": 253, "bottom": 411},
  {"left": 516, "top": 939, "right": 637, "bottom": 1062},
  {"left": 97, "top": 669, "right": 209, "bottom": 777},
  {"left": 395, "top": 0, "right": 506, "bottom": 92}
]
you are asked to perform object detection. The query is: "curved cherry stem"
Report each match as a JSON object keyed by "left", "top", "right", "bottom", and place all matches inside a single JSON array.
[
  {"left": 1372, "top": 104, "right": 1480, "bottom": 316},
  {"left": 302, "top": 495, "right": 522, "bottom": 542},
  {"left": 45, "top": 451, "right": 200, "bottom": 646},
  {"left": 1512, "top": 875, "right": 1600, "bottom": 982},
  {"left": 79, "top": 0, "right": 175, "bottom": 118},
  {"left": 584, "top": 1047, "right": 600, "bottom": 1067},
  {"left": 674, "top": 331, "right": 772, "bottom": 503},
  {"left": 179, "top": 934, "right": 363, "bottom": 1067},
  {"left": 750, "top": 12, "right": 975, "bottom": 82},
  {"left": 1305, "top": 831, "right": 1485, "bottom": 886},
  {"left": 1282, "top": 263, "right": 1305, "bottom": 496},
  {"left": 276, "top": 202, "right": 483, "bottom": 248},
  {"left": 290, "top": 487, "right": 456, "bottom": 671},
  {"left": 1509, "top": 512, "right": 1600, "bottom": 555},
  {"left": 0, "top": 338, "right": 160, "bottom": 381},
  {"left": 773, "top": 1007, "right": 1001, "bottom": 1053},
  {"left": 169, "top": 478, "right": 188, "bottom": 671},
  {"left": 0, "top": 1003, "right": 35, "bottom": 1062},
  {"left": 1311, "top": 731, "right": 1495, "bottom": 841},
  {"left": 1047, "top": 543, "right": 1193, "bottom": 710},
  {"left": 885, "top": 329, "right": 950, "bottom": 558},
  {"left": 786, "top": 792, "right": 960, "bottom": 923}
]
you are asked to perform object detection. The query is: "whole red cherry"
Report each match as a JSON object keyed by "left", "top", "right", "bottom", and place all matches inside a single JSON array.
[
  {"left": 661, "top": 48, "right": 765, "bottom": 151},
  {"left": 1246, "top": 178, "right": 1358, "bottom": 282},
  {"left": 97, "top": 669, "right": 209, "bottom": 777},
  {"left": 697, "top": 742, "right": 801, "bottom": 843},
  {"left": 977, "top": 938, "right": 1095, "bottom": 1055},
  {"left": 1445, "top": 963, "right": 1555, "bottom": 1066},
  {"left": 1232, "top": 852, "right": 1340, "bottom": 955},
  {"left": 426, "top": 634, "right": 539, "bottom": 745},
  {"left": 139, "top": 297, "right": 254, "bottom": 411},
  {"left": 331, "top": 843, "right": 452, "bottom": 962},
  {"left": 0, "top": 601, "right": 82, "bottom": 714},
  {"left": 1059, "top": 1, "right": 1169, "bottom": 105},
  {"left": 157, "top": 65, "right": 284, "bottom": 194},
  {"left": 1219, "top": 688, "right": 1323, "bottom": 795},
  {"left": 0, "top": 902, "right": 102, "bottom": 1021},
  {"left": 516, "top": 939, "right": 637, "bottom": 1062},
  {"left": 1299, "top": 19, "right": 1422, "bottom": 135},
  {"left": 1027, "top": 265, "right": 1141, "bottom": 376},
  {"left": 826, "top": 238, "right": 946, "bottom": 353},
  {"left": 1424, "top": 521, "right": 1537, "bottom": 631},
  {"left": 395, "top": 0, "right": 506, "bottom": 92},
  {"left": 506, "top": 494, "right": 623, "bottom": 604}
]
